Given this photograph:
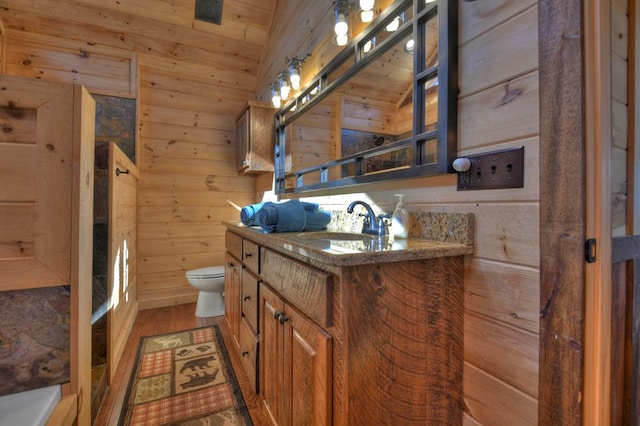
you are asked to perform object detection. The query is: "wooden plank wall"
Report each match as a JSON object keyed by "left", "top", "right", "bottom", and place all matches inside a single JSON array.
[
  {"left": 256, "top": 1, "right": 540, "bottom": 424},
  {"left": 0, "top": 0, "right": 278, "bottom": 308}
]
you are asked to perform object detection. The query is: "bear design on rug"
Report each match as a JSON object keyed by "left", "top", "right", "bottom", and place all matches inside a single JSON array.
[{"left": 179, "top": 355, "right": 215, "bottom": 373}]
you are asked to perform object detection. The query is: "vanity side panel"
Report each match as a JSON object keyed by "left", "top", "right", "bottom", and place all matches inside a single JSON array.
[{"left": 342, "top": 257, "right": 464, "bottom": 425}]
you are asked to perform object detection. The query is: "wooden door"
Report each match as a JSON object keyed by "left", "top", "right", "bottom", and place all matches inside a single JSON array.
[
  {"left": 283, "top": 304, "right": 332, "bottom": 426},
  {"left": 107, "top": 143, "right": 138, "bottom": 382}
]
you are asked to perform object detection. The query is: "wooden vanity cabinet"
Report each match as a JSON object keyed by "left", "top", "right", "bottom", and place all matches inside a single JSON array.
[
  {"left": 235, "top": 101, "right": 274, "bottom": 175},
  {"left": 225, "top": 227, "right": 465, "bottom": 425},
  {"left": 260, "top": 282, "right": 332, "bottom": 426}
]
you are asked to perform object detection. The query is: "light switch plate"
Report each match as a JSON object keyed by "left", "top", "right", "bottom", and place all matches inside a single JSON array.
[{"left": 456, "top": 147, "right": 525, "bottom": 190}]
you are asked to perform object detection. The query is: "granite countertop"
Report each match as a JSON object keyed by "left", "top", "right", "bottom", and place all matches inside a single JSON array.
[{"left": 224, "top": 218, "right": 474, "bottom": 267}]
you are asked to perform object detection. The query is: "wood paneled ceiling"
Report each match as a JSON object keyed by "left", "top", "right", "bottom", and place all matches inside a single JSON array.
[{"left": 0, "top": 0, "right": 279, "bottom": 82}]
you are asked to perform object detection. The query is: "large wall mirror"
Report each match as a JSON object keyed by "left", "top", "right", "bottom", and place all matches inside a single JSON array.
[{"left": 274, "top": 0, "right": 458, "bottom": 195}]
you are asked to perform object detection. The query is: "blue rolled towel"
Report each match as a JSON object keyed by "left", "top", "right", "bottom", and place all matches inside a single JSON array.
[
  {"left": 257, "top": 200, "right": 331, "bottom": 233},
  {"left": 240, "top": 202, "right": 265, "bottom": 226}
]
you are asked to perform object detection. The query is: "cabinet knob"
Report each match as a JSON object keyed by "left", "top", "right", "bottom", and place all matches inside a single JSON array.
[
  {"left": 243, "top": 295, "right": 251, "bottom": 301},
  {"left": 274, "top": 311, "right": 282, "bottom": 320},
  {"left": 244, "top": 252, "right": 253, "bottom": 258},
  {"left": 227, "top": 262, "right": 235, "bottom": 268},
  {"left": 279, "top": 314, "right": 289, "bottom": 325},
  {"left": 241, "top": 350, "right": 249, "bottom": 357}
]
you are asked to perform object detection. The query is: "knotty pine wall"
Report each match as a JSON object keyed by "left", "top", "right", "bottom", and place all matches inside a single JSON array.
[
  {"left": 256, "top": 1, "right": 540, "bottom": 424},
  {"left": 0, "top": 0, "right": 278, "bottom": 309}
]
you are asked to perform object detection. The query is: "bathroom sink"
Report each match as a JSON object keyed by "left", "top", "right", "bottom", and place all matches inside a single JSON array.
[{"left": 295, "top": 232, "right": 376, "bottom": 241}]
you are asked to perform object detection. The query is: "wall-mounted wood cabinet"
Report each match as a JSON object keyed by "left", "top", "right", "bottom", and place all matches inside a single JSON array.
[{"left": 235, "top": 101, "right": 275, "bottom": 175}]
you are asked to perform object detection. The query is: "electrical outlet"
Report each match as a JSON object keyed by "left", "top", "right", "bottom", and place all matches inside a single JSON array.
[{"left": 456, "top": 147, "right": 524, "bottom": 190}]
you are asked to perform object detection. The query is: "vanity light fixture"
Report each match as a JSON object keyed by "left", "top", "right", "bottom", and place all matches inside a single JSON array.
[
  {"left": 333, "top": 0, "right": 352, "bottom": 46},
  {"left": 358, "top": 0, "right": 377, "bottom": 23},
  {"left": 271, "top": 81, "right": 282, "bottom": 108}
]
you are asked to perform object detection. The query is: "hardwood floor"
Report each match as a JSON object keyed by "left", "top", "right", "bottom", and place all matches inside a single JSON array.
[{"left": 93, "top": 303, "right": 272, "bottom": 425}]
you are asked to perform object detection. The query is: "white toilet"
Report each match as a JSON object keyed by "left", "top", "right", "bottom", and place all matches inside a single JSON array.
[{"left": 185, "top": 266, "right": 226, "bottom": 317}]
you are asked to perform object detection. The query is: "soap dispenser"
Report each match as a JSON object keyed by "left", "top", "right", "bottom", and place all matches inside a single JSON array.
[{"left": 391, "top": 194, "right": 408, "bottom": 238}]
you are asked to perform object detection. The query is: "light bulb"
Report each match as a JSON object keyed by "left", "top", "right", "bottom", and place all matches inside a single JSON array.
[
  {"left": 359, "top": 10, "right": 374, "bottom": 23},
  {"left": 334, "top": 14, "right": 348, "bottom": 36},
  {"left": 289, "top": 72, "right": 301, "bottom": 91},
  {"left": 360, "top": 0, "right": 375, "bottom": 10},
  {"left": 272, "top": 94, "right": 281, "bottom": 109},
  {"left": 385, "top": 16, "right": 400, "bottom": 32},
  {"left": 336, "top": 34, "right": 349, "bottom": 46},
  {"left": 280, "top": 82, "right": 290, "bottom": 101}
]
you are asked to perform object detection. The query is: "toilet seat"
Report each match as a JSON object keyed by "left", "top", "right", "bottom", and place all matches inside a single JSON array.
[{"left": 186, "top": 266, "right": 225, "bottom": 279}]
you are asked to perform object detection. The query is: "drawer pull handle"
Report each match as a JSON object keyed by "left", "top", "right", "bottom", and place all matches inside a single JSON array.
[
  {"left": 243, "top": 295, "right": 251, "bottom": 301},
  {"left": 244, "top": 252, "right": 253, "bottom": 258}
]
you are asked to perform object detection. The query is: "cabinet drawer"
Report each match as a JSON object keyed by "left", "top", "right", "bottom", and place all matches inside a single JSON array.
[
  {"left": 241, "top": 269, "right": 259, "bottom": 332},
  {"left": 225, "top": 231, "right": 242, "bottom": 261},
  {"left": 242, "top": 239, "right": 260, "bottom": 274},
  {"left": 239, "top": 317, "right": 259, "bottom": 393},
  {"left": 260, "top": 248, "right": 332, "bottom": 328}
]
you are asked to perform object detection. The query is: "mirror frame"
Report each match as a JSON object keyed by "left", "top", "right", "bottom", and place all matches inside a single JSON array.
[{"left": 274, "top": 0, "right": 458, "bottom": 195}]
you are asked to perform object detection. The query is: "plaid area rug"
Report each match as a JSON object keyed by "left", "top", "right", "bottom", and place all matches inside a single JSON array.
[{"left": 119, "top": 325, "right": 252, "bottom": 425}]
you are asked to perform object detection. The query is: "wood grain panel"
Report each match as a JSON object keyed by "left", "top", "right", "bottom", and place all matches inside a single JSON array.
[
  {"left": 465, "top": 312, "right": 539, "bottom": 398},
  {"left": 260, "top": 247, "right": 332, "bottom": 327},
  {"left": 0, "top": 203, "right": 35, "bottom": 258},
  {"left": 0, "top": 103, "right": 37, "bottom": 144},
  {"left": 464, "top": 362, "right": 538, "bottom": 426},
  {"left": 460, "top": 0, "right": 537, "bottom": 45},
  {"left": 459, "top": 6, "right": 538, "bottom": 97},
  {"left": 465, "top": 258, "right": 540, "bottom": 334},
  {"left": 0, "top": 144, "right": 36, "bottom": 201},
  {"left": 459, "top": 71, "right": 539, "bottom": 150},
  {"left": 342, "top": 257, "right": 464, "bottom": 424}
]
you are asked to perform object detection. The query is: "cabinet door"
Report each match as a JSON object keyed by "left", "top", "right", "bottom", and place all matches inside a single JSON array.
[
  {"left": 260, "top": 283, "right": 284, "bottom": 425},
  {"left": 260, "top": 282, "right": 333, "bottom": 426},
  {"left": 284, "top": 306, "right": 332, "bottom": 426},
  {"left": 224, "top": 253, "right": 242, "bottom": 349}
]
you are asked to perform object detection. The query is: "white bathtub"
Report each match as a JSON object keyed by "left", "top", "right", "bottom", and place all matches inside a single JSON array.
[{"left": 0, "top": 385, "right": 61, "bottom": 426}]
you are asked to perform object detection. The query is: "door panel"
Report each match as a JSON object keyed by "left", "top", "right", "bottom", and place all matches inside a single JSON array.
[{"left": 107, "top": 143, "right": 138, "bottom": 382}]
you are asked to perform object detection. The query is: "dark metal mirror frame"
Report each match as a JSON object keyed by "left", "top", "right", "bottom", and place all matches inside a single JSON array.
[{"left": 274, "top": 0, "right": 458, "bottom": 194}]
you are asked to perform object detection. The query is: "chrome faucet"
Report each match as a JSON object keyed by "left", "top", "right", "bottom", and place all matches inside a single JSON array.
[{"left": 346, "top": 201, "right": 389, "bottom": 236}]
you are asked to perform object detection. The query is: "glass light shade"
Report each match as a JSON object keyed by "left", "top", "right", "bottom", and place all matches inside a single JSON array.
[
  {"left": 271, "top": 93, "right": 281, "bottom": 109},
  {"left": 289, "top": 73, "right": 301, "bottom": 91},
  {"left": 280, "top": 82, "right": 290, "bottom": 101},
  {"left": 359, "top": 10, "right": 374, "bottom": 23},
  {"left": 359, "top": 0, "right": 374, "bottom": 9},
  {"left": 334, "top": 13, "right": 349, "bottom": 36},
  {"left": 271, "top": 82, "right": 282, "bottom": 108},
  {"left": 335, "top": 34, "right": 349, "bottom": 46}
]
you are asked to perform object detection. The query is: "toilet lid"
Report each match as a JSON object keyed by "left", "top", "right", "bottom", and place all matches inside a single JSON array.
[{"left": 186, "top": 266, "right": 225, "bottom": 279}]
